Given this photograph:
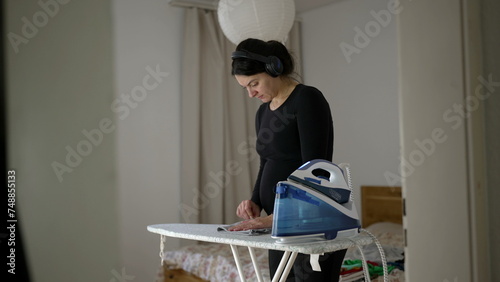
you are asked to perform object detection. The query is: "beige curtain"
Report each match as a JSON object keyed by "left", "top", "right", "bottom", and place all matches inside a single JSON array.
[{"left": 180, "top": 7, "right": 302, "bottom": 224}]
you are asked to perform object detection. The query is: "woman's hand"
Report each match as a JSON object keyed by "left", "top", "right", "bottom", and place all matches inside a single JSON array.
[
  {"left": 228, "top": 215, "right": 273, "bottom": 231},
  {"left": 236, "top": 200, "right": 261, "bottom": 220}
]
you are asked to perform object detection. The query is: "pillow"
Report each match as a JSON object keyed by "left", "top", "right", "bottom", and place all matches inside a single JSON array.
[
  {"left": 365, "top": 222, "right": 403, "bottom": 237},
  {"left": 365, "top": 222, "right": 404, "bottom": 249}
]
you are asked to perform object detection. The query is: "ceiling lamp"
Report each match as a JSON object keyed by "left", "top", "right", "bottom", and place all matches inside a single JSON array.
[{"left": 217, "top": 0, "right": 296, "bottom": 45}]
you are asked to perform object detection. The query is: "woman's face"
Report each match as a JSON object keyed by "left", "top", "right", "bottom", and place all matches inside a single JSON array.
[{"left": 235, "top": 73, "right": 278, "bottom": 103}]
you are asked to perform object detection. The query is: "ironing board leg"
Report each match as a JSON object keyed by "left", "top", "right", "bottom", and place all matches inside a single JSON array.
[
  {"left": 230, "top": 244, "right": 246, "bottom": 282},
  {"left": 247, "top": 247, "right": 264, "bottom": 282},
  {"left": 272, "top": 251, "right": 291, "bottom": 282},
  {"left": 271, "top": 251, "right": 298, "bottom": 282},
  {"left": 279, "top": 252, "right": 297, "bottom": 282}
]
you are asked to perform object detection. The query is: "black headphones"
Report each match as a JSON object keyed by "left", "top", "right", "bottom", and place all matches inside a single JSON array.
[{"left": 231, "top": 50, "right": 284, "bottom": 77}]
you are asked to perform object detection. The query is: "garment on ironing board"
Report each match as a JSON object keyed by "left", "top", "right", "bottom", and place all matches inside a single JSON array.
[{"left": 217, "top": 221, "right": 271, "bottom": 235}]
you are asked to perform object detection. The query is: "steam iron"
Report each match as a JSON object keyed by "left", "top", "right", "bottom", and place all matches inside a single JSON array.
[{"left": 271, "top": 159, "right": 361, "bottom": 244}]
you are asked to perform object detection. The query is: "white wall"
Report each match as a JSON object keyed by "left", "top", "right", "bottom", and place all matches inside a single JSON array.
[
  {"left": 6, "top": 0, "right": 120, "bottom": 281},
  {"left": 398, "top": 0, "right": 472, "bottom": 280},
  {"left": 112, "top": 0, "right": 184, "bottom": 280},
  {"left": 6, "top": 0, "right": 185, "bottom": 281},
  {"left": 300, "top": 0, "right": 401, "bottom": 211}
]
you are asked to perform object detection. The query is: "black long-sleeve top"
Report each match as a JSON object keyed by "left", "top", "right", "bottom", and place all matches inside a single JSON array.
[{"left": 251, "top": 84, "right": 334, "bottom": 215}]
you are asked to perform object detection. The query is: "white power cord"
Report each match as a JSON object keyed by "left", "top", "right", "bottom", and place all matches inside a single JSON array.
[
  {"left": 340, "top": 164, "right": 388, "bottom": 281},
  {"left": 349, "top": 228, "right": 389, "bottom": 282},
  {"left": 160, "top": 235, "right": 167, "bottom": 265}
]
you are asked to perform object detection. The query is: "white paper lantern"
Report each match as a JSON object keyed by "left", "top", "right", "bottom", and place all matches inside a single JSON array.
[{"left": 217, "top": 0, "right": 296, "bottom": 45}]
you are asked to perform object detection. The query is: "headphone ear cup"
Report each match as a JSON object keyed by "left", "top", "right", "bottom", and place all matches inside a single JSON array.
[{"left": 266, "top": 56, "right": 283, "bottom": 77}]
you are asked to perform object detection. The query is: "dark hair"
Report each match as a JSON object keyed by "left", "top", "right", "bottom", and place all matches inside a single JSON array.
[{"left": 231, "top": 38, "right": 295, "bottom": 77}]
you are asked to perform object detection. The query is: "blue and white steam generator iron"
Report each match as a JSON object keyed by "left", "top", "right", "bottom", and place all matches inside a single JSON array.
[{"left": 271, "top": 159, "right": 361, "bottom": 244}]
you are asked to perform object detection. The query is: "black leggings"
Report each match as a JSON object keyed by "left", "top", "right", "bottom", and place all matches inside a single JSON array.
[{"left": 268, "top": 249, "right": 347, "bottom": 282}]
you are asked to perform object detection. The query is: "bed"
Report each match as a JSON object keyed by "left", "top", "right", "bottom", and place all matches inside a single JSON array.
[{"left": 156, "top": 186, "right": 404, "bottom": 282}]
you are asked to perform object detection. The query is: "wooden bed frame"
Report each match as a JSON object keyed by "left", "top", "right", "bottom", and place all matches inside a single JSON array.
[{"left": 361, "top": 186, "right": 403, "bottom": 227}]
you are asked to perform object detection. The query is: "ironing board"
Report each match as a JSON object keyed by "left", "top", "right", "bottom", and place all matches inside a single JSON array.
[{"left": 147, "top": 223, "right": 374, "bottom": 282}]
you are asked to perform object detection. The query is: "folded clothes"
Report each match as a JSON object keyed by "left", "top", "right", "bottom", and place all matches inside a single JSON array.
[
  {"left": 345, "top": 244, "right": 404, "bottom": 263},
  {"left": 388, "top": 261, "right": 405, "bottom": 271},
  {"left": 341, "top": 260, "right": 395, "bottom": 276},
  {"left": 339, "top": 270, "right": 364, "bottom": 282},
  {"left": 217, "top": 222, "right": 272, "bottom": 236}
]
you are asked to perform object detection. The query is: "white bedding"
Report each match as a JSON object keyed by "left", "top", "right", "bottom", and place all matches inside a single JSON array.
[{"left": 163, "top": 243, "right": 270, "bottom": 281}]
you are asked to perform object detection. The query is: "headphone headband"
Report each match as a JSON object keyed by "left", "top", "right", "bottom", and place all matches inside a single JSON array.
[{"left": 231, "top": 50, "right": 283, "bottom": 77}]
